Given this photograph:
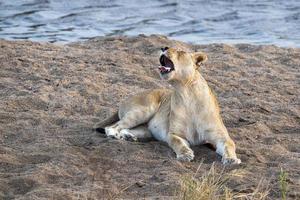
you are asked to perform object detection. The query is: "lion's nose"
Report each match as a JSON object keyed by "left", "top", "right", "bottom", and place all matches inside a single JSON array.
[{"left": 161, "top": 47, "right": 169, "bottom": 52}]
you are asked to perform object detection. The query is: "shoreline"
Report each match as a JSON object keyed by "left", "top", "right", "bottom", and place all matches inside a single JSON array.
[{"left": 2, "top": 33, "right": 300, "bottom": 49}]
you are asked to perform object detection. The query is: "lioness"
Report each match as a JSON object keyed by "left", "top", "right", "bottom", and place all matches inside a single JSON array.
[{"left": 95, "top": 47, "right": 241, "bottom": 165}]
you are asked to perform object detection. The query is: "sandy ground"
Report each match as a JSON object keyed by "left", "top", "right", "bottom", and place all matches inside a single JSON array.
[{"left": 0, "top": 35, "right": 299, "bottom": 199}]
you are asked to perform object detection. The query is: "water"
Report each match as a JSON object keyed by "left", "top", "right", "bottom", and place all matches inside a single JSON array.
[{"left": 0, "top": 0, "right": 300, "bottom": 47}]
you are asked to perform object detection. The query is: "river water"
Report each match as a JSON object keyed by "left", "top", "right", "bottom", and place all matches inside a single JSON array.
[{"left": 0, "top": 0, "right": 299, "bottom": 47}]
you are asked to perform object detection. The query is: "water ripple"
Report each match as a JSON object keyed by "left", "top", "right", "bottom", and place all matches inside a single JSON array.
[
  {"left": 0, "top": 0, "right": 299, "bottom": 47},
  {"left": 205, "top": 11, "right": 239, "bottom": 22}
]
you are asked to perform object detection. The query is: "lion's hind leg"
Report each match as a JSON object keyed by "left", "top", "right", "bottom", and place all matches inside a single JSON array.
[
  {"left": 105, "top": 106, "right": 156, "bottom": 139},
  {"left": 105, "top": 90, "right": 164, "bottom": 140},
  {"left": 119, "top": 125, "right": 153, "bottom": 142}
]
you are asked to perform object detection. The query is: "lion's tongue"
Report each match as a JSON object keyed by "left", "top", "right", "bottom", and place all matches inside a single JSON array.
[{"left": 159, "top": 66, "right": 171, "bottom": 73}]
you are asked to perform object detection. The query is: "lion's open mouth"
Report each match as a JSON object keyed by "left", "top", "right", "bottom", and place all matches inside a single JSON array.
[{"left": 159, "top": 55, "right": 174, "bottom": 75}]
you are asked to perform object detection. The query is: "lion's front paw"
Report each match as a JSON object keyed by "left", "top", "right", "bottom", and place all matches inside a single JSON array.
[
  {"left": 120, "top": 129, "right": 137, "bottom": 142},
  {"left": 176, "top": 148, "right": 194, "bottom": 162},
  {"left": 222, "top": 157, "right": 241, "bottom": 165}
]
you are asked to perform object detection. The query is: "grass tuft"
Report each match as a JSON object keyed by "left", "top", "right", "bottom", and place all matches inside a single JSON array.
[
  {"left": 177, "top": 163, "right": 269, "bottom": 200},
  {"left": 278, "top": 168, "right": 288, "bottom": 200}
]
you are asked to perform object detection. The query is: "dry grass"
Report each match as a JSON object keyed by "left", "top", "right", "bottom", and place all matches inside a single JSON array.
[{"left": 177, "top": 163, "right": 270, "bottom": 200}]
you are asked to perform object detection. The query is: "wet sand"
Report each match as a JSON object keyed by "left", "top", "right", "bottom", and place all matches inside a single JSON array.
[{"left": 0, "top": 35, "right": 299, "bottom": 199}]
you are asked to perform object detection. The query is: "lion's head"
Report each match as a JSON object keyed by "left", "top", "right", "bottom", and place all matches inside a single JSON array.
[{"left": 158, "top": 47, "right": 207, "bottom": 83}]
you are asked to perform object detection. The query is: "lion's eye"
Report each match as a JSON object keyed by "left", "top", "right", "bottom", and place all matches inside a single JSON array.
[{"left": 176, "top": 51, "right": 185, "bottom": 59}]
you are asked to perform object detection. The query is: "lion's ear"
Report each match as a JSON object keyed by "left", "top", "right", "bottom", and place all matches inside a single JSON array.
[{"left": 192, "top": 52, "right": 207, "bottom": 67}]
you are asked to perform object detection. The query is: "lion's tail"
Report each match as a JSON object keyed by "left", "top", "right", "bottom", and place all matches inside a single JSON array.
[{"left": 93, "top": 111, "right": 119, "bottom": 134}]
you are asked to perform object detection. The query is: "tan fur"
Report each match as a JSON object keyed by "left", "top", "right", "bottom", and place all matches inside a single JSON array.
[{"left": 95, "top": 48, "right": 241, "bottom": 165}]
